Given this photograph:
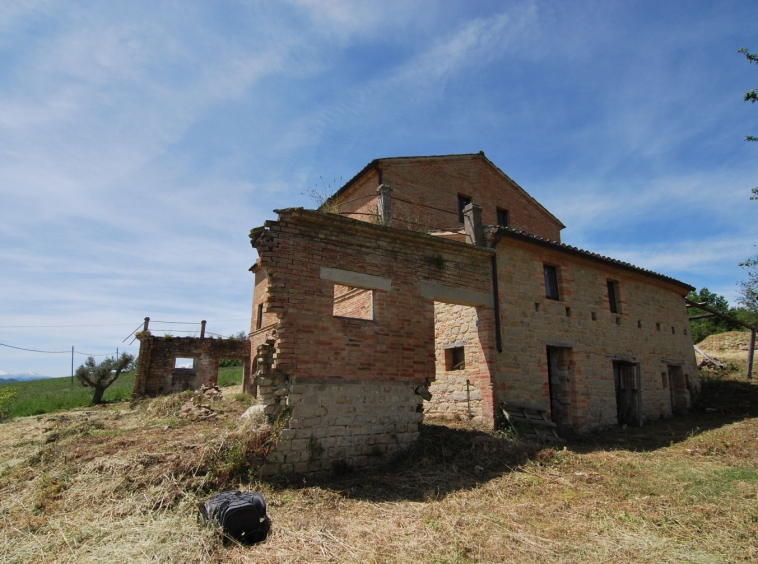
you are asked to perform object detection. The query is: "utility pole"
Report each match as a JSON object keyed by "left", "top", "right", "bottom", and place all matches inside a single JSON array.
[{"left": 71, "top": 346, "right": 74, "bottom": 385}]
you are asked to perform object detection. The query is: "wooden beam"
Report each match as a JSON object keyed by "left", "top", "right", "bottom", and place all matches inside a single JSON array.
[
  {"left": 748, "top": 329, "right": 756, "bottom": 380},
  {"left": 694, "top": 345, "right": 726, "bottom": 369}
]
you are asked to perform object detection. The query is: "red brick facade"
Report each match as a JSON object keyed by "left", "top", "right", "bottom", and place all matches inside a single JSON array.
[{"left": 331, "top": 153, "right": 564, "bottom": 241}]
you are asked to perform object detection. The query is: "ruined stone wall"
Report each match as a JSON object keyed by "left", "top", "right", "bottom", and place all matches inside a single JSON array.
[
  {"left": 133, "top": 334, "right": 250, "bottom": 397},
  {"left": 335, "top": 155, "right": 564, "bottom": 240},
  {"left": 493, "top": 236, "right": 699, "bottom": 431},
  {"left": 426, "top": 303, "right": 484, "bottom": 420},
  {"left": 249, "top": 208, "right": 496, "bottom": 473}
]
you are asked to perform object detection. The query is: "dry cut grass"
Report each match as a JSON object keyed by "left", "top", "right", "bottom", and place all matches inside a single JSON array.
[{"left": 1, "top": 375, "right": 757, "bottom": 563}]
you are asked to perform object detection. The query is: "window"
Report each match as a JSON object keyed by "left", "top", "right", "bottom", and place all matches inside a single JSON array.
[
  {"left": 256, "top": 303, "right": 263, "bottom": 330},
  {"left": 445, "top": 346, "right": 465, "bottom": 370},
  {"left": 607, "top": 280, "right": 621, "bottom": 314},
  {"left": 544, "top": 264, "right": 559, "bottom": 300},
  {"left": 174, "top": 357, "right": 196, "bottom": 370},
  {"left": 457, "top": 194, "right": 472, "bottom": 223},
  {"left": 332, "top": 284, "right": 374, "bottom": 320},
  {"left": 497, "top": 208, "right": 509, "bottom": 227}
]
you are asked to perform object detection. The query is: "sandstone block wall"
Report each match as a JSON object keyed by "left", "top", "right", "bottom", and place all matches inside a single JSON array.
[
  {"left": 426, "top": 303, "right": 484, "bottom": 420},
  {"left": 133, "top": 334, "right": 250, "bottom": 397},
  {"left": 493, "top": 235, "right": 699, "bottom": 431},
  {"left": 261, "top": 379, "right": 422, "bottom": 476}
]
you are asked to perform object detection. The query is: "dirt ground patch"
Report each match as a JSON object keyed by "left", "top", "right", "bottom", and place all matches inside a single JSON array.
[{"left": 1, "top": 372, "right": 757, "bottom": 563}]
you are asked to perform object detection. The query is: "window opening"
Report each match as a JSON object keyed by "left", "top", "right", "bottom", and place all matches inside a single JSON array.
[
  {"left": 457, "top": 194, "right": 472, "bottom": 223},
  {"left": 496, "top": 208, "right": 509, "bottom": 227},
  {"left": 332, "top": 284, "right": 374, "bottom": 320},
  {"left": 544, "top": 265, "right": 559, "bottom": 300},
  {"left": 661, "top": 372, "right": 668, "bottom": 388},
  {"left": 607, "top": 280, "right": 621, "bottom": 314},
  {"left": 656, "top": 323, "right": 661, "bottom": 331},
  {"left": 174, "top": 358, "right": 196, "bottom": 370},
  {"left": 591, "top": 311, "right": 597, "bottom": 321},
  {"left": 446, "top": 346, "right": 465, "bottom": 371},
  {"left": 256, "top": 303, "right": 263, "bottom": 330},
  {"left": 565, "top": 307, "right": 571, "bottom": 317},
  {"left": 638, "top": 320, "right": 642, "bottom": 329}
]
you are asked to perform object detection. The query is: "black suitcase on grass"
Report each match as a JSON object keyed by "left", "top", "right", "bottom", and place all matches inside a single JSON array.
[{"left": 199, "top": 490, "right": 271, "bottom": 544}]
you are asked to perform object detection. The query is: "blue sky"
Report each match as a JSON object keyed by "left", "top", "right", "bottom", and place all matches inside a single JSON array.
[{"left": 1, "top": 0, "right": 757, "bottom": 376}]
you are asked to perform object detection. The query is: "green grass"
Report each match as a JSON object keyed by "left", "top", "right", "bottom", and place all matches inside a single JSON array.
[{"left": 0, "top": 366, "right": 243, "bottom": 418}]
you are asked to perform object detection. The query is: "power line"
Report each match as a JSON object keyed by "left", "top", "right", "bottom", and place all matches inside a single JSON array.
[
  {"left": 0, "top": 323, "right": 140, "bottom": 328},
  {"left": 0, "top": 342, "right": 70, "bottom": 354}
]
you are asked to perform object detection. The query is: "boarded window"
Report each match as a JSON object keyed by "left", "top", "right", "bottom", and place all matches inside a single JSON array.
[
  {"left": 544, "top": 265, "right": 559, "bottom": 300},
  {"left": 457, "top": 194, "right": 472, "bottom": 223},
  {"left": 497, "top": 208, "right": 509, "bottom": 227},
  {"left": 332, "top": 284, "right": 374, "bottom": 320},
  {"left": 607, "top": 280, "right": 621, "bottom": 314}
]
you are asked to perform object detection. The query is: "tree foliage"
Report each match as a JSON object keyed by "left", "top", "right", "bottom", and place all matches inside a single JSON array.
[
  {"left": 75, "top": 353, "right": 134, "bottom": 405},
  {"left": 686, "top": 288, "right": 743, "bottom": 343}
]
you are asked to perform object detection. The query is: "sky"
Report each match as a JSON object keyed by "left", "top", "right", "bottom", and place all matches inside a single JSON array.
[{"left": 1, "top": 0, "right": 757, "bottom": 377}]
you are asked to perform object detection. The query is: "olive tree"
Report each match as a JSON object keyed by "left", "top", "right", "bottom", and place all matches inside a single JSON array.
[{"left": 76, "top": 353, "right": 134, "bottom": 405}]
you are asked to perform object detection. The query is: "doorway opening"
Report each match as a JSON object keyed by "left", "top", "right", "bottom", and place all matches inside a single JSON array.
[
  {"left": 613, "top": 361, "right": 641, "bottom": 426},
  {"left": 546, "top": 346, "right": 574, "bottom": 433}
]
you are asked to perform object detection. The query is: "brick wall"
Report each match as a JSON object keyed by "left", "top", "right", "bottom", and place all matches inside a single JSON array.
[
  {"left": 133, "top": 334, "right": 250, "bottom": 397},
  {"left": 249, "top": 208, "right": 497, "bottom": 473},
  {"left": 334, "top": 155, "right": 564, "bottom": 240}
]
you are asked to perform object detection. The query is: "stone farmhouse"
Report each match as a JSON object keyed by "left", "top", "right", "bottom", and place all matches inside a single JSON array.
[{"left": 243, "top": 152, "right": 699, "bottom": 474}]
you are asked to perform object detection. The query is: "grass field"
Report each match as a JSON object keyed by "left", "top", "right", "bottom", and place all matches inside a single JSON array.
[
  {"left": 0, "top": 366, "right": 243, "bottom": 419},
  {"left": 0, "top": 342, "right": 755, "bottom": 562}
]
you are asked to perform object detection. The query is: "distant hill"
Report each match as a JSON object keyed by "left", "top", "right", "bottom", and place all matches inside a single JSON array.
[{"left": 0, "top": 371, "right": 52, "bottom": 383}]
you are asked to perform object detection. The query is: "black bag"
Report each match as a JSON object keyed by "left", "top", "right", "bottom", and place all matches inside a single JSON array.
[{"left": 199, "top": 490, "right": 271, "bottom": 544}]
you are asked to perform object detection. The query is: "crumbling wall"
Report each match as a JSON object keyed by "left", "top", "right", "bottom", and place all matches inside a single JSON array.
[
  {"left": 133, "top": 334, "right": 251, "bottom": 397},
  {"left": 249, "top": 208, "right": 496, "bottom": 474}
]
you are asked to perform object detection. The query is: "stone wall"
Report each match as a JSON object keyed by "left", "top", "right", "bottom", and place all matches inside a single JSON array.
[
  {"left": 426, "top": 303, "right": 484, "bottom": 420},
  {"left": 261, "top": 379, "right": 423, "bottom": 476},
  {"left": 133, "top": 334, "right": 251, "bottom": 397},
  {"left": 492, "top": 233, "right": 699, "bottom": 431}
]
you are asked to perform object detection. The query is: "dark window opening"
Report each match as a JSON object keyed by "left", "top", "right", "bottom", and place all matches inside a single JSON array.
[
  {"left": 591, "top": 311, "right": 597, "bottom": 321},
  {"left": 656, "top": 323, "right": 661, "bottom": 331},
  {"left": 457, "top": 194, "right": 472, "bottom": 223},
  {"left": 607, "top": 280, "right": 621, "bottom": 314},
  {"left": 497, "top": 208, "right": 509, "bottom": 227},
  {"left": 544, "top": 265, "right": 559, "bottom": 300},
  {"left": 256, "top": 303, "right": 263, "bottom": 330},
  {"left": 446, "top": 346, "right": 465, "bottom": 370}
]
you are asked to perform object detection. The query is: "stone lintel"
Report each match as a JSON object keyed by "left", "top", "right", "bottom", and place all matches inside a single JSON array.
[
  {"left": 420, "top": 281, "right": 492, "bottom": 307},
  {"left": 319, "top": 267, "right": 392, "bottom": 291}
]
